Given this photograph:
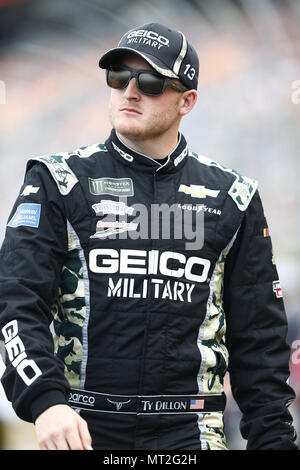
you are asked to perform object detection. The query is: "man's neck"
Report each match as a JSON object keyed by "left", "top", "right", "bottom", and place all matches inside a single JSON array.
[{"left": 116, "top": 131, "right": 180, "bottom": 160}]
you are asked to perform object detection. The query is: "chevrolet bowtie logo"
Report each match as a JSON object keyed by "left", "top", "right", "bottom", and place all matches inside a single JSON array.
[
  {"left": 179, "top": 184, "right": 220, "bottom": 199},
  {"left": 21, "top": 185, "right": 40, "bottom": 196},
  {"left": 107, "top": 398, "right": 131, "bottom": 410}
]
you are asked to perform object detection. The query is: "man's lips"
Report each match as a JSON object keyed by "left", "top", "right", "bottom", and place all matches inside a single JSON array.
[{"left": 120, "top": 107, "right": 142, "bottom": 115}]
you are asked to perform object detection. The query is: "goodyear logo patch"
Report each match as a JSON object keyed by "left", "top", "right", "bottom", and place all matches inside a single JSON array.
[{"left": 8, "top": 203, "right": 41, "bottom": 228}]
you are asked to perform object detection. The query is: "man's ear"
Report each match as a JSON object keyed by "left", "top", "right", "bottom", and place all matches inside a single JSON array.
[{"left": 179, "top": 90, "right": 198, "bottom": 117}]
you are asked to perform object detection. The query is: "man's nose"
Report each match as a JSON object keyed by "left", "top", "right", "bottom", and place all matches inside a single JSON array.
[{"left": 123, "top": 77, "right": 140, "bottom": 99}]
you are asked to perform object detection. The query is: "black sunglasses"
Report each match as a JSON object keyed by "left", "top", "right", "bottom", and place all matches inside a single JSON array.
[{"left": 106, "top": 66, "right": 188, "bottom": 96}]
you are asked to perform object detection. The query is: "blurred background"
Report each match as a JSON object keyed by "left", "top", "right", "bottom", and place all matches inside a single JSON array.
[{"left": 0, "top": 0, "right": 299, "bottom": 450}]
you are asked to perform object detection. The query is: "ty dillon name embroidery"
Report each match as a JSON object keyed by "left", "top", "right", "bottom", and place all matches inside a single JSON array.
[{"left": 142, "top": 400, "right": 188, "bottom": 412}]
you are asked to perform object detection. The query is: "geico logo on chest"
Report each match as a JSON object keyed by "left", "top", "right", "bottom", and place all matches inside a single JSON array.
[
  {"left": 1, "top": 320, "right": 42, "bottom": 386},
  {"left": 89, "top": 249, "right": 210, "bottom": 283}
]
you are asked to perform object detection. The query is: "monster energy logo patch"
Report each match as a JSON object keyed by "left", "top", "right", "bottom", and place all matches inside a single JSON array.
[{"left": 88, "top": 177, "right": 134, "bottom": 197}]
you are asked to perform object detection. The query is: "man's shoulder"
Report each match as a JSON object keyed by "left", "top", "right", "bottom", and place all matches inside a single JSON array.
[
  {"left": 26, "top": 142, "right": 108, "bottom": 195},
  {"left": 29, "top": 142, "right": 108, "bottom": 164},
  {"left": 187, "top": 150, "right": 258, "bottom": 212}
]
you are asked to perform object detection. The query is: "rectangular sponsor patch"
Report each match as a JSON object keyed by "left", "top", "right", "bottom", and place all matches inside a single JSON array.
[
  {"left": 273, "top": 280, "right": 283, "bottom": 298},
  {"left": 8, "top": 203, "right": 41, "bottom": 228},
  {"left": 90, "top": 220, "right": 138, "bottom": 239},
  {"left": 92, "top": 200, "right": 134, "bottom": 216},
  {"left": 88, "top": 177, "right": 134, "bottom": 197}
]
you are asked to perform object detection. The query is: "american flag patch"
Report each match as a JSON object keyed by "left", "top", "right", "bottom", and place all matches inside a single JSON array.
[{"left": 190, "top": 399, "right": 205, "bottom": 410}]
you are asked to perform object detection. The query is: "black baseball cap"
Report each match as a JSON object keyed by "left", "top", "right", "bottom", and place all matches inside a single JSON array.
[{"left": 99, "top": 22, "right": 199, "bottom": 90}]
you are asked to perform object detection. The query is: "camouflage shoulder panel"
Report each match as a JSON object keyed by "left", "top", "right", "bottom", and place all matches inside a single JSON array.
[
  {"left": 228, "top": 170, "right": 258, "bottom": 212},
  {"left": 29, "top": 153, "right": 79, "bottom": 195},
  {"left": 27, "top": 143, "right": 107, "bottom": 195},
  {"left": 74, "top": 143, "right": 107, "bottom": 157},
  {"left": 189, "top": 151, "right": 258, "bottom": 211}
]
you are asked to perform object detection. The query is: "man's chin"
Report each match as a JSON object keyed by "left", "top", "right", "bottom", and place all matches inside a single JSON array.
[{"left": 114, "top": 124, "right": 146, "bottom": 142}]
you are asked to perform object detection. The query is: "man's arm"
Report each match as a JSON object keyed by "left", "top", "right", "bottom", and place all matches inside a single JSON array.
[
  {"left": 223, "top": 190, "right": 297, "bottom": 450},
  {"left": 0, "top": 163, "right": 92, "bottom": 449}
]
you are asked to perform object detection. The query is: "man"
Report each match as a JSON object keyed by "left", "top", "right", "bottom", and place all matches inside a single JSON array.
[{"left": 0, "top": 22, "right": 297, "bottom": 450}]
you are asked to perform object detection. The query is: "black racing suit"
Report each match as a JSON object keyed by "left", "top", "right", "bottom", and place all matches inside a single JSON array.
[{"left": 0, "top": 129, "right": 297, "bottom": 450}]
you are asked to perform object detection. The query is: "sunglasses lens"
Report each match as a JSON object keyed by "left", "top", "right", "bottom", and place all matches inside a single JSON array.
[
  {"left": 107, "top": 67, "right": 131, "bottom": 89},
  {"left": 138, "top": 72, "right": 165, "bottom": 95},
  {"left": 106, "top": 67, "right": 166, "bottom": 96}
]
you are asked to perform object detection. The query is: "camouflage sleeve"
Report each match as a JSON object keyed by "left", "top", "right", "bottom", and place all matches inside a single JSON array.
[
  {"left": 0, "top": 163, "right": 71, "bottom": 422},
  {"left": 223, "top": 190, "right": 298, "bottom": 450}
]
